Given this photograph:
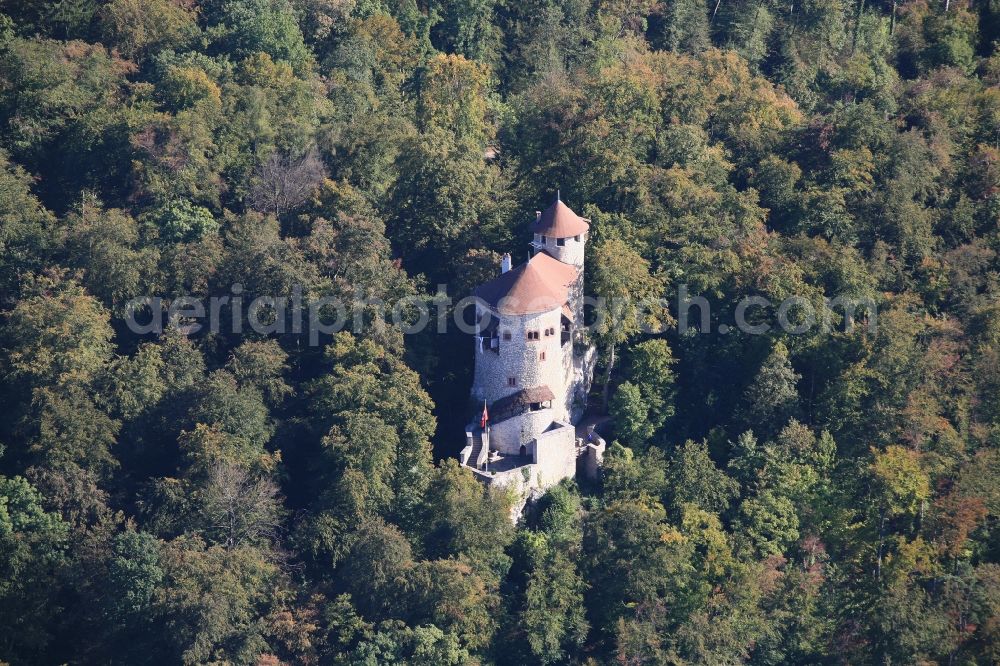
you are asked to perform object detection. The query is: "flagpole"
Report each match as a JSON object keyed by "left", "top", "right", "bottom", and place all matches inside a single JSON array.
[{"left": 482, "top": 400, "right": 489, "bottom": 473}]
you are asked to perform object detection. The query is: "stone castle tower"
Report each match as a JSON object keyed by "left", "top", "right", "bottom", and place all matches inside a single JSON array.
[{"left": 459, "top": 195, "right": 603, "bottom": 503}]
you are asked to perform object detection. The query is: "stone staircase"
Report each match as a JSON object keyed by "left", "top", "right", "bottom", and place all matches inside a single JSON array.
[{"left": 468, "top": 430, "right": 487, "bottom": 470}]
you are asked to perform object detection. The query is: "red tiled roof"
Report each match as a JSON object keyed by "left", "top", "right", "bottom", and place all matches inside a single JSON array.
[
  {"left": 475, "top": 251, "right": 578, "bottom": 315},
  {"left": 532, "top": 198, "right": 590, "bottom": 238}
]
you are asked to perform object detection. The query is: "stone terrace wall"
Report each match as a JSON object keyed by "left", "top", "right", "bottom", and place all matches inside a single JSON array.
[{"left": 530, "top": 421, "right": 576, "bottom": 488}]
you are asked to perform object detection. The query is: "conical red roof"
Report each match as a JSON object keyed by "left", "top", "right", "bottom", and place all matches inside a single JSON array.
[{"left": 531, "top": 198, "right": 590, "bottom": 238}]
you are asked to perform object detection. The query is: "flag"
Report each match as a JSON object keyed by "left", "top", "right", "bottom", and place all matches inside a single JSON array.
[{"left": 480, "top": 400, "right": 489, "bottom": 429}]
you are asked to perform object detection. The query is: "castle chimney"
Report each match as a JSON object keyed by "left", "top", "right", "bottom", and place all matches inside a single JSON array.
[{"left": 501, "top": 253, "right": 512, "bottom": 274}]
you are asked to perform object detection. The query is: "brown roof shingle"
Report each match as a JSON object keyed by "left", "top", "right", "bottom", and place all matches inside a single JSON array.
[
  {"left": 532, "top": 198, "right": 590, "bottom": 238},
  {"left": 475, "top": 251, "right": 578, "bottom": 315},
  {"left": 491, "top": 385, "right": 556, "bottom": 423}
]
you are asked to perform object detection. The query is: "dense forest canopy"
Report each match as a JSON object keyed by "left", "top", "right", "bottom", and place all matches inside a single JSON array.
[{"left": 2, "top": 0, "right": 1000, "bottom": 663}]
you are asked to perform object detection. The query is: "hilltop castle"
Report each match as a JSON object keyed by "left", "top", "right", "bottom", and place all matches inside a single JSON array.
[{"left": 459, "top": 195, "right": 604, "bottom": 505}]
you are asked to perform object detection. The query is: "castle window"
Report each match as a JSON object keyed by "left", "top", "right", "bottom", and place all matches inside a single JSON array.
[
  {"left": 526, "top": 330, "right": 540, "bottom": 341},
  {"left": 575, "top": 235, "right": 581, "bottom": 241},
  {"left": 502, "top": 331, "right": 511, "bottom": 341},
  {"left": 557, "top": 237, "right": 566, "bottom": 246},
  {"left": 508, "top": 377, "right": 517, "bottom": 387},
  {"left": 541, "top": 236, "right": 547, "bottom": 245},
  {"left": 539, "top": 351, "right": 546, "bottom": 361}
]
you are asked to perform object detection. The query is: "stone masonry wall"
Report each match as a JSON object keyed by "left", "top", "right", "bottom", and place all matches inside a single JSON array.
[
  {"left": 472, "top": 306, "right": 568, "bottom": 419},
  {"left": 533, "top": 233, "right": 585, "bottom": 269},
  {"left": 489, "top": 407, "right": 554, "bottom": 454}
]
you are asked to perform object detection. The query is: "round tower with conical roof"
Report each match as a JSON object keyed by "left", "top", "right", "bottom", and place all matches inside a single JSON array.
[
  {"left": 531, "top": 194, "right": 588, "bottom": 265},
  {"left": 471, "top": 251, "right": 577, "bottom": 413},
  {"left": 530, "top": 194, "right": 589, "bottom": 324}
]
